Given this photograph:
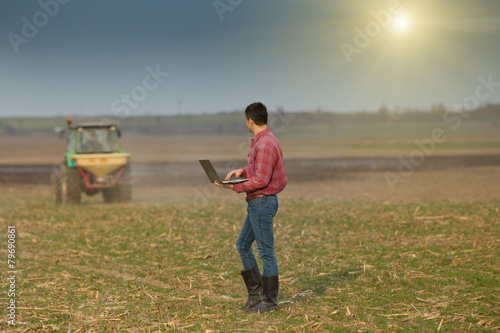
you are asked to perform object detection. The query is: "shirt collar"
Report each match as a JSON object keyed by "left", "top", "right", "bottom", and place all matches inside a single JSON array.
[{"left": 251, "top": 127, "right": 270, "bottom": 144}]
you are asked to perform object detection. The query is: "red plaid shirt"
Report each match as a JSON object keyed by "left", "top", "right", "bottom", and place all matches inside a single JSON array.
[{"left": 233, "top": 128, "right": 288, "bottom": 195}]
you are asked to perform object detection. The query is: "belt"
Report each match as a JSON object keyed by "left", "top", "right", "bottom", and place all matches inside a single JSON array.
[{"left": 245, "top": 194, "right": 265, "bottom": 202}]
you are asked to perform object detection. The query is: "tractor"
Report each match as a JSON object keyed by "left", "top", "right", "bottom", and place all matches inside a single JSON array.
[{"left": 51, "top": 118, "right": 131, "bottom": 205}]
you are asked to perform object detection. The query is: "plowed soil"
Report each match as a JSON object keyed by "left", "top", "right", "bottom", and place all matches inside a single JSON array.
[{"left": 1, "top": 133, "right": 499, "bottom": 203}]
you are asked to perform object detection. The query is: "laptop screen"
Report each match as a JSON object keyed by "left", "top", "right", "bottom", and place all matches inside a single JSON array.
[{"left": 199, "top": 159, "right": 221, "bottom": 183}]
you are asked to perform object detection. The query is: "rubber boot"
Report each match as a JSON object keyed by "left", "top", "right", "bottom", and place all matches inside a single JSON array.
[
  {"left": 239, "top": 266, "right": 263, "bottom": 310},
  {"left": 247, "top": 275, "right": 279, "bottom": 313}
]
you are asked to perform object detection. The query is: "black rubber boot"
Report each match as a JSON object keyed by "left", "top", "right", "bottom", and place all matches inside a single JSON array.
[
  {"left": 239, "top": 266, "right": 263, "bottom": 310},
  {"left": 247, "top": 275, "right": 279, "bottom": 313}
]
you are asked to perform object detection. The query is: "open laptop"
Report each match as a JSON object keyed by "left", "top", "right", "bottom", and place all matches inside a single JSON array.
[{"left": 199, "top": 159, "right": 248, "bottom": 184}]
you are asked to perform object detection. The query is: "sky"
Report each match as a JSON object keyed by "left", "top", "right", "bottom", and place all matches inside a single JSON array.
[{"left": 1, "top": 0, "right": 500, "bottom": 117}]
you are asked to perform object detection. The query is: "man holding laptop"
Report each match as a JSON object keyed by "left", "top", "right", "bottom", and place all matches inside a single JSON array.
[{"left": 215, "top": 102, "right": 288, "bottom": 313}]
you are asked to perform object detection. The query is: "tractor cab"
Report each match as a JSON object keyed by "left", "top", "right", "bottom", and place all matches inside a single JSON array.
[{"left": 67, "top": 123, "right": 121, "bottom": 154}]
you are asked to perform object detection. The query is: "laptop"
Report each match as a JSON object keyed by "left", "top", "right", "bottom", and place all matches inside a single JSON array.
[{"left": 199, "top": 159, "right": 248, "bottom": 184}]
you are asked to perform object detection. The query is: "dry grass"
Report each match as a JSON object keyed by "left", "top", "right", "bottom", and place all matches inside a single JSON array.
[{"left": 0, "top": 186, "right": 498, "bottom": 332}]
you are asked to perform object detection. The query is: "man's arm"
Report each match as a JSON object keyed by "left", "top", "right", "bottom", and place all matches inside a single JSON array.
[{"left": 234, "top": 145, "right": 274, "bottom": 194}]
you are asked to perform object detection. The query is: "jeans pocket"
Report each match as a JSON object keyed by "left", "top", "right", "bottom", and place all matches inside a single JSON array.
[{"left": 266, "top": 201, "right": 278, "bottom": 217}]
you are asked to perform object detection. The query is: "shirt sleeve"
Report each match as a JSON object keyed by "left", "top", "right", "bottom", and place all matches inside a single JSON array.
[
  {"left": 234, "top": 144, "right": 275, "bottom": 194},
  {"left": 241, "top": 165, "right": 248, "bottom": 178}
]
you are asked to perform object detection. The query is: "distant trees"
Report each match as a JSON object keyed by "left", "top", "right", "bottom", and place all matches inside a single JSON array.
[{"left": 0, "top": 103, "right": 498, "bottom": 136}]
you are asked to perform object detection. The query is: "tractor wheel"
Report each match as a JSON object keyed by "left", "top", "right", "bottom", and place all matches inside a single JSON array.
[
  {"left": 51, "top": 171, "right": 62, "bottom": 205},
  {"left": 62, "top": 166, "right": 82, "bottom": 205},
  {"left": 116, "top": 164, "right": 132, "bottom": 203},
  {"left": 103, "top": 164, "right": 131, "bottom": 203},
  {"left": 102, "top": 189, "right": 113, "bottom": 203}
]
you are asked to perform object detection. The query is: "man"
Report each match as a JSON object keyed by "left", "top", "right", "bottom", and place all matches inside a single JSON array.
[{"left": 215, "top": 102, "right": 288, "bottom": 313}]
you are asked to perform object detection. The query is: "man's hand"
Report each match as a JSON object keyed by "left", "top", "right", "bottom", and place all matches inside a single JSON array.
[
  {"left": 214, "top": 168, "right": 244, "bottom": 190},
  {"left": 214, "top": 181, "right": 234, "bottom": 190},
  {"left": 225, "top": 168, "right": 244, "bottom": 180}
]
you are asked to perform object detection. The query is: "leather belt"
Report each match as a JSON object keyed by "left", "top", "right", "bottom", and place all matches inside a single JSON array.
[{"left": 246, "top": 194, "right": 265, "bottom": 202}]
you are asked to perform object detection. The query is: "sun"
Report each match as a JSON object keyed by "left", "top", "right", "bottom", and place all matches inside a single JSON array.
[{"left": 393, "top": 15, "right": 411, "bottom": 33}]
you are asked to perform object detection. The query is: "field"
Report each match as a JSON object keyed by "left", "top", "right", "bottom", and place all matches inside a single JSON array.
[
  {"left": 0, "top": 111, "right": 499, "bottom": 331},
  {"left": 0, "top": 189, "right": 499, "bottom": 332}
]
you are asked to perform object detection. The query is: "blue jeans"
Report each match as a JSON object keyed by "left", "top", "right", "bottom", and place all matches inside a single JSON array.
[{"left": 235, "top": 195, "right": 279, "bottom": 276}]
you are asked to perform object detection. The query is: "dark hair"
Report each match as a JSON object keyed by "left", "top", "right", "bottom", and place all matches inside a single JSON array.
[{"left": 245, "top": 102, "right": 268, "bottom": 126}]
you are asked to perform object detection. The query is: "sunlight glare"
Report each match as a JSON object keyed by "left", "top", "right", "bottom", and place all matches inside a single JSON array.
[{"left": 394, "top": 15, "right": 410, "bottom": 32}]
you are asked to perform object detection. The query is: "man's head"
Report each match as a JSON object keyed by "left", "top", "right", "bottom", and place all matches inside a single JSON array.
[{"left": 245, "top": 102, "right": 268, "bottom": 126}]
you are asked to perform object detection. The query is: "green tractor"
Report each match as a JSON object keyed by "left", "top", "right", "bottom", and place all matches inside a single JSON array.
[{"left": 51, "top": 118, "right": 131, "bottom": 205}]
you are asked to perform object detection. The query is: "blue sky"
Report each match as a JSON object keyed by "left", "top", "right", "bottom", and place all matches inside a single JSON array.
[{"left": 1, "top": 0, "right": 500, "bottom": 117}]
